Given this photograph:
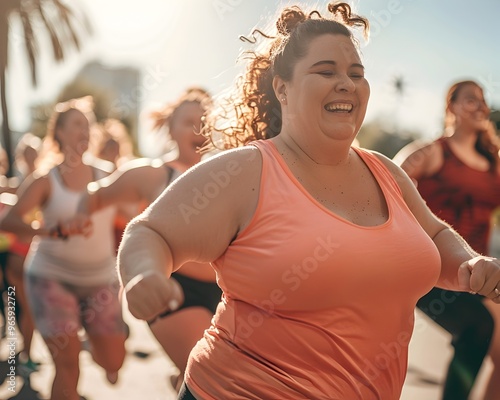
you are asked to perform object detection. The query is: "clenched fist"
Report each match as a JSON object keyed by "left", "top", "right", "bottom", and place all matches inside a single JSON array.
[
  {"left": 458, "top": 256, "right": 500, "bottom": 303},
  {"left": 123, "top": 270, "right": 184, "bottom": 321}
]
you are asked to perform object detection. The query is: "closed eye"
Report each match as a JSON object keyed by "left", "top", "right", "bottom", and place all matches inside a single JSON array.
[{"left": 317, "top": 71, "right": 334, "bottom": 77}]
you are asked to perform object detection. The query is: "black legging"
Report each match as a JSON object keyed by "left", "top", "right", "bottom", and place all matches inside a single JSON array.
[
  {"left": 178, "top": 382, "right": 197, "bottom": 400},
  {"left": 0, "top": 251, "right": 14, "bottom": 337},
  {"left": 417, "top": 287, "right": 494, "bottom": 400}
]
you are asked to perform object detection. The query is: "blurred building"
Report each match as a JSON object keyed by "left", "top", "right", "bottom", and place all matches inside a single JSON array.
[
  {"left": 28, "top": 61, "right": 141, "bottom": 154},
  {"left": 76, "top": 61, "right": 141, "bottom": 141}
]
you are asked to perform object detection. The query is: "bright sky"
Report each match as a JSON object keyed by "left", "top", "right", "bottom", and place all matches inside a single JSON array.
[{"left": 6, "top": 0, "right": 500, "bottom": 153}]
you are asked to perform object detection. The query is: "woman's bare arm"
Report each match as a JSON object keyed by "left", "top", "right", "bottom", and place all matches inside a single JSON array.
[
  {"left": 118, "top": 147, "right": 261, "bottom": 320},
  {"left": 0, "top": 173, "right": 51, "bottom": 239}
]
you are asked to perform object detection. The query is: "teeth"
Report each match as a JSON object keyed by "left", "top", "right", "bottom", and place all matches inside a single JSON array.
[{"left": 325, "top": 103, "right": 353, "bottom": 112}]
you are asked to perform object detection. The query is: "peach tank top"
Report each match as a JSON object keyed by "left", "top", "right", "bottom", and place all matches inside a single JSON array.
[{"left": 186, "top": 140, "right": 441, "bottom": 400}]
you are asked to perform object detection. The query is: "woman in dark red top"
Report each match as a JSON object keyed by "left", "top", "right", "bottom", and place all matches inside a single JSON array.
[{"left": 395, "top": 80, "right": 500, "bottom": 400}]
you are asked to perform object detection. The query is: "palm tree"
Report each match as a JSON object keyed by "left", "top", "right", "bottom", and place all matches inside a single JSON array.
[
  {"left": 392, "top": 74, "right": 406, "bottom": 135},
  {"left": 0, "top": 0, "right": 91, "bottom": 176},
  {"left": 393, "top": 75, "right": 406, "bottom": 98}
]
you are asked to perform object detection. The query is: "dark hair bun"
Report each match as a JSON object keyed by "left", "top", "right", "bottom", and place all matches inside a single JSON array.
[{"left": 276, "top": 6, "right": 306, "bottom": 35}]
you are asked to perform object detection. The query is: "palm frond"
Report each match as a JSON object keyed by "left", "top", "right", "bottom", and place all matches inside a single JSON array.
[
  {"left": 0, "top": 0, "right": 21, "bottom": 68},
  {"left": 36, "top": 2, "right": 65, "bottom": 61},
  {"left": 52, "top": 0, "right": 92, "bottom": 49},
  {"left": 1, "top": 0, "right": 92, "bottom": 176},
  {"left": 19, "top": 8, "right": 38, "bottom": 85}
]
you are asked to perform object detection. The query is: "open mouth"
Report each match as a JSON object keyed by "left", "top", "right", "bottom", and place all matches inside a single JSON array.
[{"left": 324, "top": 102, "right": 353, "bottom": 113}]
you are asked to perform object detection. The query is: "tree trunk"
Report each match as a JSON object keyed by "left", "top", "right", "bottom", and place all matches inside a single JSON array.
[
  {"left": 0, "top": 66, "right": 12, "bottom": 177},
  {"left": 0, "top": 8, "right": 13, "bottom": 177}
]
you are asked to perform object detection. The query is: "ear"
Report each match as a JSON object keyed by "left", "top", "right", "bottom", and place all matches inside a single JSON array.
[{"left": 272, "top": 75, "right": 287, "bottom": 104}]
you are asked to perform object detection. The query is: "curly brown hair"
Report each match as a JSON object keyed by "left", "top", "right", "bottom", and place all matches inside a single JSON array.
[{"left": 202, "top": 2, "right": 369, "bottom": 151}]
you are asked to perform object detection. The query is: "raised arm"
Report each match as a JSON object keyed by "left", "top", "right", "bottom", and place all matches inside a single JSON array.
[
  {"left": 376, "top": 153, "right": 500, "bottom": 298},
  {"left": 118, "top": 147, "right": 261, "bottom": 320}
]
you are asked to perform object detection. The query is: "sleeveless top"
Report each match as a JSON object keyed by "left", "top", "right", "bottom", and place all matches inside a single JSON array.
[
  {"left": 417, "top": 138, "right": 500, "bottom": 255},
  {"left": 185, "top": 140, "right": 441, "bottom": 400},
  {"left": 25, "top": 166, "right": 117, "bottom": 286},
  {"left": 167, "top": 166, "right": 182, "bottom": 187}
]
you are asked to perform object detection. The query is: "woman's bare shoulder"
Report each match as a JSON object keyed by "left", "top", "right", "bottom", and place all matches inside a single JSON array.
[
  {"left": 184, "top": 145, "right": 262, "bottom": 183},
  {"left": 392, "top": 139, "right": 439, "bottom": 166}
]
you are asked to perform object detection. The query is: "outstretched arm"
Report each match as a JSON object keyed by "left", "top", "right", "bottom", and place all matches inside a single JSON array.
[
  {"left": 69, "top": 159, "right": 168, "bottom": 238},
  {"left": 77, "top": 158, "right": 169, "bottom": 217}
]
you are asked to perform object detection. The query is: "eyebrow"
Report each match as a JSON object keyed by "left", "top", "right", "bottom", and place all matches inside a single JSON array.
[{"left": 310, "top": 60, "right": 365, "bottom": 70}]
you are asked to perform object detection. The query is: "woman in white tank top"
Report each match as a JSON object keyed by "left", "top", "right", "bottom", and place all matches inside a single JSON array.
[{"left": 0, "top": 98, "right": 127, "bottom": 400}]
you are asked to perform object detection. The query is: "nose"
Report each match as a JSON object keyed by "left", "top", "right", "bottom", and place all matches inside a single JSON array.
[{"left": 335, "top": 74, "right": 355, "bottom": 93}]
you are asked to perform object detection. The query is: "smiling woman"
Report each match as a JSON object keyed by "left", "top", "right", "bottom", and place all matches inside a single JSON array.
[
  {"left": 394, "top": 80, "right": 500, "bottom": 400},
  {"left": 274, "top": 33, "right": 370, "bottom": 154},
  {"left": 116, "top": 3, "right": 500, "bottom": 400},
  {"left": 201, "top": 3, "right": 370, "bottom": 150}
]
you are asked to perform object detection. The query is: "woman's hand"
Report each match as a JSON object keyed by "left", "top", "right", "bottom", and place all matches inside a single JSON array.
[
  {"left": 123, "top": 270, "right": 183, "bottom": 321},
  {"left": 458, "top": 256, "right": 500, "bottom": 303},
  {"left": 55, "top": 214, "right": 93, "bottom": 238}
]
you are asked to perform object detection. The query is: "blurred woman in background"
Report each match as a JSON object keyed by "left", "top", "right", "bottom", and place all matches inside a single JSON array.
[
  {"left": 0, "top": 98, "right": 126, "bottom": 400},
  {"left": 395, "top": 80, "right": 500, "bottom": 400},
  {"left": 76, "top": 87, "right": 221, "bottom": 392}
]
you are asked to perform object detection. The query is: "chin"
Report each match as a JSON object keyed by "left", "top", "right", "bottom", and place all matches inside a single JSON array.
[
  {"left": 325, "top": 127, "right": 357, "bottom": 141},
  {"left": 469, "top": 122, "right": 488, "bottom": 132}
]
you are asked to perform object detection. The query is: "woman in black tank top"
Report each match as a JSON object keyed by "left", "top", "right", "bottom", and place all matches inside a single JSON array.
[{"left": 73, "top": 87, "right": 222, "bottom": 393}]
